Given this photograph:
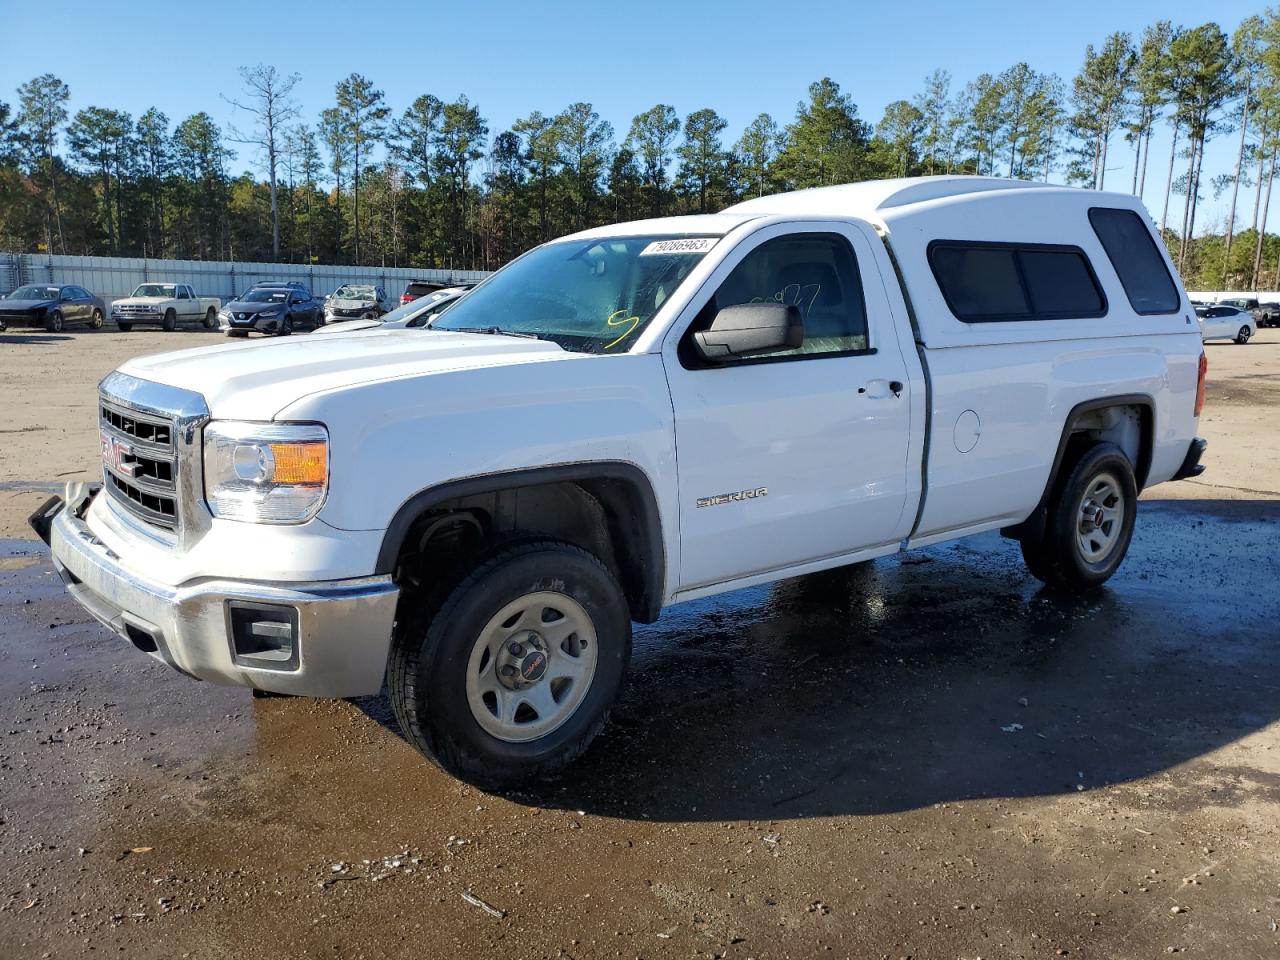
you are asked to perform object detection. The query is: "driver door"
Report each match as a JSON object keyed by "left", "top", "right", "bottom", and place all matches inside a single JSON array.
[{"left": 663, "top": 222, "right": 915, "bottom": 593}]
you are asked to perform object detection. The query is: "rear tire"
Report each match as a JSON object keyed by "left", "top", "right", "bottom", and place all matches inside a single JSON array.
[
  {"left": 203, "top": 307, "right": 217, "bottom": 329},
  {"left": 1236, "top": 325, "right": 1252, "bottom": 344},
  {"left": 1019, "top": 441, "right": 1137, "bottom": 592},
  {"left": 388, "top": 540, "right": 631, "bottom": 788},
  {"left": 162, "top": 309, "right": 177, "bottom": 332}
]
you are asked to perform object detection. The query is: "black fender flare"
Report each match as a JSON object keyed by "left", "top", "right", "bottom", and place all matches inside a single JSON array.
[
  {"left": 1003, "top": 393, "right": 1154, "bottom": 543},
  {"left": 375, "top": 461, "right": 666, "bottom": 623}
]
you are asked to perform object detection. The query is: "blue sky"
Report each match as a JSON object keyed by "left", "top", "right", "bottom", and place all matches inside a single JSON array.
[{"left": 0, "top": 0, "right": 1267, "bottom": 229}]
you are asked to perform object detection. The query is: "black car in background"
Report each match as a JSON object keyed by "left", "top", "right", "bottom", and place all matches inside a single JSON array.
[
  {"left": 220, "top": 281, "right": 323, "bottom": 337},
  {"left": 0, "top": 284, "right": 106, "bottom": 332}
]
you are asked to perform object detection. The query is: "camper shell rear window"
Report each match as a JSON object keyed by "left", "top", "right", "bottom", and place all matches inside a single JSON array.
[{"left": 927, "top": 240, "right": 1108, "bottom": 323}]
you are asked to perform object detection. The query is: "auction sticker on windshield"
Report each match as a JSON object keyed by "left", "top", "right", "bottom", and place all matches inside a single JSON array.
[{"left": 639, "top": 237, "right": 718, "bottom": 256}]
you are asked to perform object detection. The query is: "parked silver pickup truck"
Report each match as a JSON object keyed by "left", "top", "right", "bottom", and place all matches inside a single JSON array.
[{"left": 111, "top": 283, "right": 220, "bottom": 331}]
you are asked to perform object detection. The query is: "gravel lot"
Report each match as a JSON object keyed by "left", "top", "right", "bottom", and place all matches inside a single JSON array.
[{"left": 1, "top": 326, "right": 1278, "bottom": 959}]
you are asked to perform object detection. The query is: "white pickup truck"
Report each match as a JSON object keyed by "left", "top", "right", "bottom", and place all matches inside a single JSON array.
[
  {"left": 33, "top": 177, "right": 1207, "bottom": 787},
  {"left": 111, "top": 283, "right": 220, "bottom": 331}
]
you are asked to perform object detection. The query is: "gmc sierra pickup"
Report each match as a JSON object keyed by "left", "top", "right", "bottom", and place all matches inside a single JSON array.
[{"left": 31, "top": 176, "right": 1207, "bottom": 787}]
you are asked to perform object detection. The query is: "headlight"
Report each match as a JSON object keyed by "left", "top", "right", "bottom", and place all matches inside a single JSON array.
[
  {"left": 259, "top": 307, "right": 282, "bottom": 318},
  {"left": 203, "top": 422, "right": 328, "bottom": 523},
  {"left": 217, "top": 310, "right": 231, "bottom": 320}
]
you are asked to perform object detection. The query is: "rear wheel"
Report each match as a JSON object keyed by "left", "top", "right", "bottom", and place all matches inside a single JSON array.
[
  {"left": 389, "top": 541, "right": 630, "bottom": 788},
  {"left": 203, "top": 307, "right": 217, "bottom": 329},
  {"left": 89, "top": 308, "right": 104, "bottom": 329},
  {"left": 1236, "top": 325, "right": 1252, "bottom": 344},
  {"left": 44, "top": 311, "right": 64, "bottom": 333},
  {"left": 1019, "top": 441, "right": 1137, "bottom": 592},
  {"left": 162, "top": 309, "right": 177, "bottom": 332}
]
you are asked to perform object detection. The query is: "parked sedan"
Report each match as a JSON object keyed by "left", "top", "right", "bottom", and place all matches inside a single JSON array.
[
  {"left": 314, "top": 286, "right": 470, "bottom": 334},
  {"left": 220, "top": 282, "right": 323, "bottom": 337},
  {"left": 0, "top": 284, "right": 106, "bottom": 332},
  {"left": 1195, "top": 304, "right": 1256, "bottom": 344},
  {"left": 323, "top": 284, "right": 389, "bottom": 323}
]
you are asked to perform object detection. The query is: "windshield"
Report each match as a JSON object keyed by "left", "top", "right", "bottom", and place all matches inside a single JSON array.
[
  {"left": 334, "top": 285, "right": 376, "bottom": 301},
  {"left": 9, "top": 285, "right": 59, "bottom": 300},
  {"left": 241, "top": 289, "right": 289, "bottom": 304},
  {"left": 133, "top": 284, "right": 176, "bottom": 298},
  {"left": 432, "top": 235, "right": 716, "bottom": 353}
]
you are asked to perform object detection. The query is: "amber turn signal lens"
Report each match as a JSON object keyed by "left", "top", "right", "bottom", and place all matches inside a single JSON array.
[{"left": 268, "top": 441, "right": 327, "bottom": 485}]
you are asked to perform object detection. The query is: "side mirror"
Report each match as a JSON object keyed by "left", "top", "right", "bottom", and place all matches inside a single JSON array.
[{"left": 693, "top": 302, "right": 804, "bottom": 363}]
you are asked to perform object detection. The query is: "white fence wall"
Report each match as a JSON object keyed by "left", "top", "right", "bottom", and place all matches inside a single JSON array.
[
  {"left": 1187, "top": 290, "right": 1280, "bottom": 303},
  {"left": 0, "top": 252, "right": 489, "bottom": 307}
]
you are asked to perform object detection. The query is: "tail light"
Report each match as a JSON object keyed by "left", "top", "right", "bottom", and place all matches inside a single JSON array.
[
  {"left": 400, "top": 293, "right": 414, "bottom": 304},
  {"left": 1194, "top": 352, "right": 1207, "bottom": 417}
]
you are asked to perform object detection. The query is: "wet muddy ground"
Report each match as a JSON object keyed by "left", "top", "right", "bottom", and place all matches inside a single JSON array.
[{"left": 1, "top": 329, "right": 1279, "bottom": 959}]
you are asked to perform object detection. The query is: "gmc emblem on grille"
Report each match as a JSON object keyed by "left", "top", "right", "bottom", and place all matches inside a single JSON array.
[{"left": 101, "top": 432, "right": 138, "bottom": 477}]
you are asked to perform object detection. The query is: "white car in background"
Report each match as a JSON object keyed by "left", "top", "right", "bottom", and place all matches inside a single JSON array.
[
  {"left": 1195, "top": 304, "right": 1255, "bottom": 344},
  {"left": 314, "top": 286, "right": 472, "bottom": 334},
  {"left": 323, "top": 284, "right": 389, "bottom": 324}
]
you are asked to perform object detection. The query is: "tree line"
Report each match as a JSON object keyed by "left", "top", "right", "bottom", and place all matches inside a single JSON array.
[{"left": 1, "top": 12, "right": 1278, "bottom": 290}]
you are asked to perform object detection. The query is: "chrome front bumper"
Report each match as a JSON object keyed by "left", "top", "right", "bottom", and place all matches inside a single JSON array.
[{"left": 37, "top": 486, "right": 399, "bottom": 697}]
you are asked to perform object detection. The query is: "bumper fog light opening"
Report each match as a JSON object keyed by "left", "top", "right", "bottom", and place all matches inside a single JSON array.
[{"left": 228, "top": 601, "right": 300, "bottom": 672}]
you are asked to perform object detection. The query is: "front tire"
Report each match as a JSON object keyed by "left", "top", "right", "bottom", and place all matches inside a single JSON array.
[
  {"left": 1236, "top": 325, "right": 1252, "bottom": 344},
  {"left": 227, "top": 329, "right": 248, "bottom": 338},
  {"left": 162, "top": 309, "right": 177, "bottom": 332},
  {"left": 45, "top": 311, "right": 63, "bottom": 333},
  {"left": 116, "top": 322, "right": 133, "bottom": 332},
  {"left": 1020, "top": 441, "right": 1137, "bottom": 592},
  {"left": 90, "top": 308, "right": 104, "bottom": 329},
  {"left": 276, "top": 315, "right": 293, "bottom": 336},
  {"left": 389, "top": 541, "right": 631, "bottom": 788}
]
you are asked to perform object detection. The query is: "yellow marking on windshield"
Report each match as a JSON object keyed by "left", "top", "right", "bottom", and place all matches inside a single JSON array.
[{"left": 604, "top": 309, "right": 641, "bottom": 349}]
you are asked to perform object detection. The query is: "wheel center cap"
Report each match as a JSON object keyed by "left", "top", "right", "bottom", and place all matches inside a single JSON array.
[
  {"left": 519, "top": 650, "right": 548, "bottom": 683},
  {"left": 1093, "top": 508, "right": 1105, "bottom": 527}
]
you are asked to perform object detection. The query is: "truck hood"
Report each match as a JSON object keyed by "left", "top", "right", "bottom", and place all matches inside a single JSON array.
[
  {"left": 116, "top": 296, "right": 172, "bottom": 304},
  {"left": 115, "top": 328, "right": 574, "bottom": 420}
]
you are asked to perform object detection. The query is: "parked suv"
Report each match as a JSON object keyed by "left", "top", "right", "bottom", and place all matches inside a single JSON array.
[
  {"left": 32, "top": 177, "right": 1207, "bottom": 789},
  {"left": 401, "top": 279, "right": 451, "bottom": 304},
  {"left": 220, "top": 282, "right": 322, "bottom": 337}
]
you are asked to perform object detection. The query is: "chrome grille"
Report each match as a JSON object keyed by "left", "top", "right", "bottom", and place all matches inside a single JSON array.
[
  {"left": 100, "top": 396, "right": 180, "bottom": 531},
  {"left": 113, "top": 304, "right": 162, "bottom": 316}
]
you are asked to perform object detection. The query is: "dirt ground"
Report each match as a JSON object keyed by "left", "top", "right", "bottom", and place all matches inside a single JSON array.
[{"left": 1, "top": 325, "right": 1278, "bottom": 960}]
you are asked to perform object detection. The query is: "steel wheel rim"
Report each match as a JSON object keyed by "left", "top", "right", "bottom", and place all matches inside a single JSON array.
[
  {"left": 1076, "top": 472, "right": 1124, "bottom": 564},
  {"left": 465, "top": 590, "right": 598, "bottom": 743}
]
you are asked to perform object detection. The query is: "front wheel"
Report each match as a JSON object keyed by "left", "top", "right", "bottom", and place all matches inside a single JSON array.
[
  {"left": 276, "top": 315, "right": 293, "bottom": 336},
  {"left": 45, "top": 311, "right": 64, "bottom": 333},
  {"left": 162, "top": 309, "right": 177, "bottom": 332},
  {"left": 227, "top": 329, "right": 248, "bottom": 338},
  {"left": 115, "top": 321, "right": 133, "bottom": 332},
  {"left": 1236, "top": 325, "right": 1252, "bottom": 344},
  {"left": 203, "top": 307, "right": 218, "bottom": 329},
  {"left": 1020, "top": 441, "right": 1137, "bottom": 592},
  {"left": 90, "top": 308, "right": 104, "bottom": 329},
  {"left": 389, "top": 541, "right": 631, "bottom": 788}
]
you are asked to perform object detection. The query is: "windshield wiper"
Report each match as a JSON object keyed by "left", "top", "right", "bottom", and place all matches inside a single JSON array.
[{"left": 439, "top": 325, "right": 542, "bottom": 340}]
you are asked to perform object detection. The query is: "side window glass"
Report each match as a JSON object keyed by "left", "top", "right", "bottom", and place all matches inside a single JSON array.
[
  {"left": 703, "top": 233, "right": 869, "bottom": 359},
  {"left": 1088, "top": 207, "right": 1180, "bottom": 315}
]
